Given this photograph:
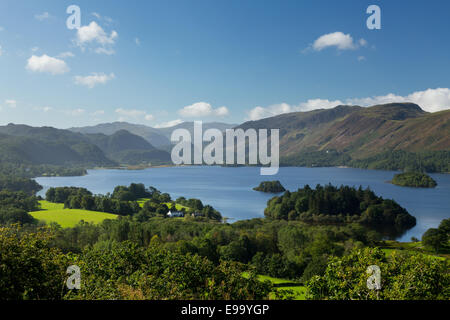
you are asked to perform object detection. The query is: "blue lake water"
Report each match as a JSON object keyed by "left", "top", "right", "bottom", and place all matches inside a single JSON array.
[{"left": 35, "top": 166, "right": 450, "bottom": 242}]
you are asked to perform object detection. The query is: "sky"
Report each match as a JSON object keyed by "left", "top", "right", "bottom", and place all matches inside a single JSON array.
[{"left": 0, "top": 0, "right": 449, "bottom": 128}]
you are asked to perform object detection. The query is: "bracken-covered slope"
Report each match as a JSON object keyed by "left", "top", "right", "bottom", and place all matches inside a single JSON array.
[{"left": 238, "top": 103, "right": 450, "bottom": 160}]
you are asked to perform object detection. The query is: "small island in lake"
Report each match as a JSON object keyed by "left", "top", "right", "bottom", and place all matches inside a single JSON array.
[
  {"left": 391, "top": 172, "right": 437, "bottom": 188},
  {"left": 253, "top": 180, "right": 286, "bottom": 193}
]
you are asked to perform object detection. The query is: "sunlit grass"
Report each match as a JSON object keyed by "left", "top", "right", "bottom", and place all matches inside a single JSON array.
[{"left": 29, "top": 200, "right": 118, "bottom": 228}]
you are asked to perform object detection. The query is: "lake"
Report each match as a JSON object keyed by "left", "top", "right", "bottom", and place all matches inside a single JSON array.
[{"left": 36, "top": 166, "right": 450, "bottom": 242}]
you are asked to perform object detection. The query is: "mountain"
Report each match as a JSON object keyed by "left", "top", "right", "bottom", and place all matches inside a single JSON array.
[
  {"left": 69, "top": 121, "right": 237, "bottom": 147},
  {"left": 237, "top": 103, "right": 450, "bottom": 171},
  {"left": 69, "top": 122, "right": 170, "bottom": 147},
  {"left": 85, "top": 130, "right": 171, "bottom": 165},
  {"left": 156, "top": 122, "right": 238, "bottom": 140},
  {"left": 0, "top": 124, "right": 115, "bottom": 166}
]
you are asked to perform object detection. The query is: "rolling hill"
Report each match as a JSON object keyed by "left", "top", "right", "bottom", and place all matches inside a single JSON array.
[
  {"left": 0, "top": 124, "right": 171, "bottom": 167},
  {"left": 237, "top": 103, "right": 450, "bottom": 171},
  {"left": 0, "top": 124, "right": 115, "bottom": 166},
  {"left": 69, "top": 122, "right": 170, "bottom": 147},
  {"left": 70, "top": 121, "right": 237, "bottom": 148},
  {"left": 85, "top": 130, "right": 171, "bottom": 165}
]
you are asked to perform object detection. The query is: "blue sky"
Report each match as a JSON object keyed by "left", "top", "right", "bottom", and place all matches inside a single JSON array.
[{"left": 0, "top": 0, "right": 449, "bottom": 128}]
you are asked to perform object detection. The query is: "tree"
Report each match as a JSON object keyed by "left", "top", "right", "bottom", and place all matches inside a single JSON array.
[
  {"left": 307, "top": 247, "right": 449, "bottom": 300},
  {"left": 0, "top": 225, "right": 69, "bottom": 300},
  {"left": 422, "top": 228, "right": 447, "bottom": 252}
]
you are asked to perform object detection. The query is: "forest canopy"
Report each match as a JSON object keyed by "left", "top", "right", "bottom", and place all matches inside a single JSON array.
[{"left": 263, "top": 184, "right": 416, "bottom": 235}]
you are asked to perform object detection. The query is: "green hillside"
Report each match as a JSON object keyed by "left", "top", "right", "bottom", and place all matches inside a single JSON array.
[
  {"left": 29, "top": 200, "right": 118, "bottom": 228},
  {"left": 0, "top": 124, "right": 115, "bottom": 166},
  {"left": 85, "top": 130, "right": 171, "bottom": 165},
  {"left": 239, "top": 103, "right": 450, "bottom": 172}
]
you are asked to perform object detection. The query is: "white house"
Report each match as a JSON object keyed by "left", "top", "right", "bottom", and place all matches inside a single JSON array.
[{"left": 167, "top": 210, "right": 184, "bottom": 218}]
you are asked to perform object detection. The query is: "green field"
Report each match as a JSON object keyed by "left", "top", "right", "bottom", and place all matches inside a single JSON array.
[
  {"left": 29, "top": 200, "right": 118, "bottom": 228},
  {"left": 137, "top": 198, "right": 189, "bottom": 211},
  {"left": 242, "top": 272, "right": 306, "bottom": 300},
  {"left": 380, "top": 240, "right": 448, "bottom": 260}
]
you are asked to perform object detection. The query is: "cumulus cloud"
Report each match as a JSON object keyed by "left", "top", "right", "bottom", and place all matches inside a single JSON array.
[
  {"left": 154, "top": 119, "right": 184, "bottom": 128},
  {"left": 306, "top": 32, "right": 367, "bottom": 52},
  {"left": 115, "top": 108, "right": 153, "bottom": 122},
  {"left": 26, "top": 54, "right": 69, "bottom": 75},
  {"left": 75, "top": 21, "right": 118, "bottom": 54},
  {"left": 246, "top": 103, "right": 292, "bottom": 121},
  {"left": 347, "top": 88, "right": 450, "bottom": 113},
  {"left": 178, "top": 102, "right": 229, "bottom": 118},
  {"left": 74, "top": 72, "right": 115, "bottom": 88},
  {"left": 245, "top": 88, "right": 450, "bottom": 120},
  {"left": 0, "top": 45, "right": 3, "bottom": 56}
]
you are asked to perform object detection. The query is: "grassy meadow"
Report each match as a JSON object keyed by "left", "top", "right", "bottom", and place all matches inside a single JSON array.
[
  {"left": 29, "top": 200, "right": 118, "bottom": 228},
  {"left": 242, "top": 272, "right": 307, "bottom": 300}
]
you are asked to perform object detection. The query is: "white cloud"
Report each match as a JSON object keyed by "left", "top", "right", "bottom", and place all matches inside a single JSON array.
[
  {"left": 0, "top": 26, "right": 4, "bottom": 31},
  {"left": 359, "top": 38, "right": 368, "bottom": 47},
  {"left": 94, "top": 47, "right": 115, "bottom": 55},
  {"left": 309, "top": 32, "right": 367, "bottom": 52},
  {"left": 91, "top": 12, "right": 113, "bottom": 24},
  {"left": 5, "top": 99, "right": 17, "bottom": 108},
  {"left": 67, "top": 108, "right": 85, "bottom": 116},
  {"left": 135, "top": 38, "right": 141, "bottom": 46},
  {"left": 154, "top": 119, "right": 183, "bottom": 128},
  {"left": 91, "top": 110, "right": 105, "bottom": 116},
  {"left": 179, "top": 102, "right": 229, "bottom": 118},
  {"left": 74, "top": 72, "right": 115, "bottom": 89},
  {"left": 246, "top": 103, "right": 292, "bottom": 121},
  {"left": 245, "top": 88, "right": 450, "bottom": 120},
  {"left": 57, "top": 51, "right": 75, "bottom": 58},
  {"left": 357, "top": 56, "right": 366, "bottom": 62},
  {"left": 75, "top": 21, "right": 118, "bottom": 54},
  {"left": 26, "top": 54, "right": 69, "bottom": 75},
  {"left": 35, "top": 12, "right": 51, "bottom": 21},
  {"left": 34, "top": 106, "right": 53, "bottom": 112},
  {"left": 298, "top": 98, "right": 343, "bottom": 111},
  {"left": 31, "top": 47, "right": 39, "bottom": 53},
  {"left": 346, "top": 88, "right": 450, "bottom": 113},
  {"left": 115, "top": 108, "right": 154, "bottom": 122},
  {"left": 0, "top": 45, "right": 2, "bottom": 56}
]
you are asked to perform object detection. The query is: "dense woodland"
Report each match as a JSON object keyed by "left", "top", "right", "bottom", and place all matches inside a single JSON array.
[
  {"left": 264, "top": 184, "right": 416, "bottom": 236},
  {"left": 391, "top": 172, "right": 437, "bottom": 188},
  {"left": 253, "top": 181, "right": 286, "bottom": 193},
  {"left": 46, "top": 184, "right": 222, "bottom": 221},
  {"left": 281, "top": 150, "right": 450, "bottom": 173}
]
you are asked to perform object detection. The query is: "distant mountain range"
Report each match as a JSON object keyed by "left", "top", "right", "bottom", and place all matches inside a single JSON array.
[
  {"left": 1, "top": 103, "right": 449, "bottom": 172},
  {"left": 69, "top": 121, "right": 236, "bottom": 148}
]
